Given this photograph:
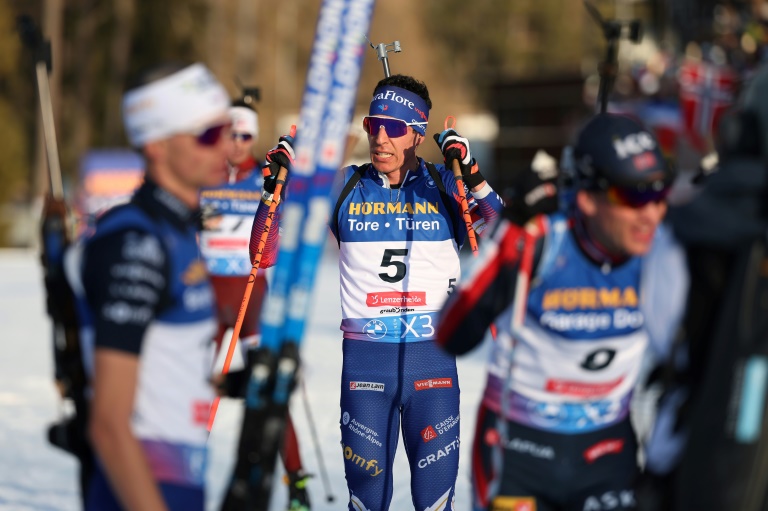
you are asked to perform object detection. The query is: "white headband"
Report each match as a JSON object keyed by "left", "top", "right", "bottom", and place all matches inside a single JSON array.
[
  {"left": 122, "top": 63, "right": 230, "bottom": 147},
  {"left": 230, "top": 106, "right": 258, "bottom": 137}
]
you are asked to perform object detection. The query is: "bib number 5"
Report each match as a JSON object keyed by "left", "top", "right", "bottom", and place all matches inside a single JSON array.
[{"left": 379, "top": 248, "right": 408, "bottom": 283}]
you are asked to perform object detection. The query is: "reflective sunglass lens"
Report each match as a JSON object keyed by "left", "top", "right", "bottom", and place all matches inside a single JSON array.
[
  {"left": 607, "top": 186, "right": 670, "bottom": 208},
  {"left": 196, "top": 124, "right": 227, "bottom": 146},
  {"left": 363, "top": 117, "right": 408, "bottom": 138}
]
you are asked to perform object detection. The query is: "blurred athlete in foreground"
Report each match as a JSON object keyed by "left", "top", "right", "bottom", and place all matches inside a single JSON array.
[
  {"left": 438, "top": 114, "right": 688, "bottom": 511},
  {"left": 69, "top": 62, "right": 230, "bottom": 511}
]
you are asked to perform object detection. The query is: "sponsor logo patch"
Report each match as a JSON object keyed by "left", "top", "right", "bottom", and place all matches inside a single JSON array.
[
  {"left": 484, "top": 427, "right": 501, "bottom": 446},
  {"left": 192, "top": 400, "right": 211, "bottom": 425},
  {"left": 417, "top": 437, "right": 460, "bottom": 468},
  {"left": 349, "top": 381, "right": 385, "bottom": 392},
  {"left": 545, "top": 377, "right": 624, "bottom": 398},
  {"left": 583, "top": 438, "right": 625, "bottom": 463},
  {"left": 343, "top": 444, "right": 383, "bottom": 477},
  {"left": 366, "top": 291, "right": 427, "bottom": 307},
  {"left": 421, "top": 425, "right": 437, "bottom": 442},
  {"left": 434, "top": 414, "right": 459, "bottom": 435},
  {"left": 206, "top": 238, "right": 249, "bottom": 249},
  {"left": 414, "top": 378, "right": 453, "bottom": 391},
  {"left": 490, "top": 496, "right": 536, "bottom": 511},
  {"left": 505, "top": 437, "right": 555, "bottom": 460},
  {"left": 541, "top": 287, "right": 638, "bottom": 310},
  {"left": 582, "top": 490, "right": 636, "bottom": 510},
  {"left": 613, "top": 132, "right": 656, "bottom": 159},
  {"left": 346, "top": 416, "right": 382, "bottom": 447},
  {"left": 362, "top": 319, "right": 387, "bottom": 339},
  {"left": 633, "top": 152, "right": 658, "bottom": 171},
  {"left": 348, "top": 201, "right": 439, "bottom": 215}
]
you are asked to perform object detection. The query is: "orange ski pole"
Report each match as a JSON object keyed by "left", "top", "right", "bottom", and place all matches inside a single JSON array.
[
  {"left": 208, "top": 165, "right": 288, "bottom": 431},
  {"left": 444, "top": 116, "right": 479, "bottom": 256}
]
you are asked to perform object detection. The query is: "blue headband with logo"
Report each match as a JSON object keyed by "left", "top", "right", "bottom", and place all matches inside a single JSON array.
[{"left": 369, "top": 86, "right": 429, "bottom": 135}]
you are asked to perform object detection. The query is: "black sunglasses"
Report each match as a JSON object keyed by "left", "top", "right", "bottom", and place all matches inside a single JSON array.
[{"left": 231, "top": 132, "right": 254, "bottom": 142}]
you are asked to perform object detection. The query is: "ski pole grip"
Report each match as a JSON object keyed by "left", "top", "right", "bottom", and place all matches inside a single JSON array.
[
  {"left": 444, "top": 116, "right": 464, "bottom": 182},
  {"left": 276, "top": 165, "right": 289, "bottom": 185},
  {"left": 451, "top": 159, "right": 463, "bottom": 180}
]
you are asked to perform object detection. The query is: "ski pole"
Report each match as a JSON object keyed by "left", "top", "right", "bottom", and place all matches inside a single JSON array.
[
  {"left": 444, "top": 116, "right": 479, "bottom": 256},
  {"left": 300, "top": 376, "right": 336, "bottom": 503},
  {"left": 208, "top": 164, "right": 289, "bottom": 431},
  {"left": 493, "top": 218, "right": 540, "bottom": 499}
]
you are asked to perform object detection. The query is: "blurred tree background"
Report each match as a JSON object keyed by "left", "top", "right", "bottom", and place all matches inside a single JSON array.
[{"left": 1, "top": 0, "right": 755, "bottom": 246}]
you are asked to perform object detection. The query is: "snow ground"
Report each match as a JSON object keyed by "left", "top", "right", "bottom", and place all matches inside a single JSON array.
[{"left": 0, "top": 246, "right": 490, "bottom": 511}]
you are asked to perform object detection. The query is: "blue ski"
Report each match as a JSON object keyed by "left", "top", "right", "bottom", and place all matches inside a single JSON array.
[{"left": 221, "top": 1, "right": 375, "bottom": 509}]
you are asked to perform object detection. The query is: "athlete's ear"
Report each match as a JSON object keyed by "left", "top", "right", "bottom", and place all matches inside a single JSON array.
[
  {"left": 414, "top": 132, "right": 425, "bottom": 147},
  {"left": 576, "top": 189, "right": 598, "bottom": 217}
]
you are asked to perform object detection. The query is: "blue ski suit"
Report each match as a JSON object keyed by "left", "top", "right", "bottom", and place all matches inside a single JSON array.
[
  {"left": 437, "top": 213, "right": 688, "bottom": 511},
  {"left": 329, "top": 159, "right": 503, "bottom": 510},
  {"left": 69, "top": 180, "right": 216, "bottom": 511}
]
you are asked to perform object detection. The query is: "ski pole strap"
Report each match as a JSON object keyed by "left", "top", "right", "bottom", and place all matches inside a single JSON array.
[
  {"left": 332, "top": 165, "right": 369, "bottom": 246},
  {"left": 424, "top": 162, "right": 460, "bottom": 247}
]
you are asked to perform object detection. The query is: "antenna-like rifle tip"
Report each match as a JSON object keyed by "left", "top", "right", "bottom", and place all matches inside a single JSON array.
[{"left": 363, "top": 33, "right": 375, "bottom": 50}]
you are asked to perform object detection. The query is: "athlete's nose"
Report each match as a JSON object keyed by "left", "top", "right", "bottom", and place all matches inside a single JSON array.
[
  {"left": 373, "top": 124, "right": 390, "bottom": 144},
  {"left": 637, "top": 200, "right": 667, "bottom": 225}
]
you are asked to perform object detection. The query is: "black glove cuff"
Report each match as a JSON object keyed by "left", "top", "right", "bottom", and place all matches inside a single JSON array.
[
  {"left": 220, "top": 369, "right": 249, "bottom": 398},
  {"left": 463, "top": 169, "right": 485, "bottom": 189},
  {"left": 263, "top": 175, "right": 278, "bottom": 194}
]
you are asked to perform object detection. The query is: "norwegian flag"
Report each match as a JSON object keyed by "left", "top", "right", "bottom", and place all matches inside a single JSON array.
[
  {"left": 678, "top": 60, "right": 738, "bottom": 150},
  {"left": 638, "top": 101, "right": 682, "bottom": 158}
]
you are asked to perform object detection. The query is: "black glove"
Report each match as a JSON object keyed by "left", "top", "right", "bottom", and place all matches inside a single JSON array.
[
  {"left": 263, "top": 126, "right": 296, "bottom": 194},
  {"left": 216, "top": 368, "right": 249, "bottom": 398},
  {"left": 433, "top": 128, "right": 485, "bottom": 188},
  {"left": 504, "top": 150, "right": 559, "bottom": 225}
]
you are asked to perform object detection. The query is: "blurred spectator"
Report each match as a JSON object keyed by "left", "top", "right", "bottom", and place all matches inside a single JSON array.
[{"left": 641, "top": 61, "right": 768, "bottom": 511}]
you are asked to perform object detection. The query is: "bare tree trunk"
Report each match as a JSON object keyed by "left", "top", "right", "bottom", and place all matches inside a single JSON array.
[
  {"left": 104, "top": 0, "right": 136, "bottom": 145},
  {"left": 204, "top": 0, "right": 231, "bottom": 80},
  {"left": 68, "top": 2, "right": 104, "bottom": 175},
  {"left": 235, "top": 0, "right": 258, "bottom": 83},
  {"left": 274, "top": 0, "right": 297, "bottom": 117}
]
